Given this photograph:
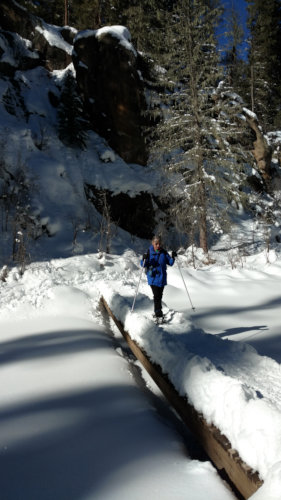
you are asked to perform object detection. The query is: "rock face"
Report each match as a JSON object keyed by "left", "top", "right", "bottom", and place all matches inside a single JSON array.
[
  {"left": 0, "top": 0, "right": 35, "bottom": 40},
  {"left": 85, "top": 185, "right": 155, "bottom": 239},
  {"left": 0, "top": 0, "right": 72, "bottom": 72},
  {"left": 0, "top": 4, "right": 156, "bottom": 238},
  {"left": 73, "top": 28, "right": 148, "bottom": 166},
  {"left": 1, "top": 3, "right": 148, "bottom": 166}
]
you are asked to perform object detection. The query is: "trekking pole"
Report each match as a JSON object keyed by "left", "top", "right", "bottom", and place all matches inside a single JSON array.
[
  {"left": 131, "top": 257, "right": 146, "bottom": 313},
  {"left": 176, "top": 259, "right": 196, "bottom": 311}
]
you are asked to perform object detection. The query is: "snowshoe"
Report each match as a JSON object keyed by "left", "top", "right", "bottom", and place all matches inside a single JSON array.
[
  {"left": 153, "top": 309, "right": 174, "bottom": 325},
  {"left": 155, "top": 316, "right": 165, "bottom": 325},
  {"left": 154, "top": 314, "right": 170, "bottom": 325}
]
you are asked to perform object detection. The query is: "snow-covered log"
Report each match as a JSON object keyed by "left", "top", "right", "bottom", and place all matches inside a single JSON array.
[{"left": 100, "top": 295, "right": 263, "bottom": 499}]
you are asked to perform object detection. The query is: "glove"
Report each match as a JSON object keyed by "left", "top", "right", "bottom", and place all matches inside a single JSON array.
[
  {"left": 143, "top": 253, "right": 148, "bottom": 260},
  {"left": 172, "top": 251, "right": 177, "bottom": 259}
]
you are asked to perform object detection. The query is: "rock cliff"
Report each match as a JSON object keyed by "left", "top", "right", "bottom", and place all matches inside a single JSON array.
[
  {"left": 73, "top": 27, "right": 148, "bottom": 165},
  {"left": 0, "top": 1, "right": 156, "bottom": 240}
]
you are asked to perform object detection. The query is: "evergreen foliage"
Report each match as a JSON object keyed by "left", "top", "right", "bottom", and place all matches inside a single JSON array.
[
  {"left": 149, "top": 0, "right": 251, "bottom": 253},
  {"left": 16, "top": 0, "right": 100, "bottom": 29},
  {"left": 246, "top": 0, "right": 281, "bottom": 129},
  {"left": 221, "top": 3, "right": 248, "bottom": 99},
  {"left": 16, "top": 0, "right": 64, "bottom": 25},
  {"left": 2, "top": 82, "right": 29, "bottom": 121},
  {"left": 57, "top": 71, "right": 88, "bottom": 149},
  {"left": 100, "top": 0, "right": 174, "bottom": 55},
  {"left": 71, "top": 0, "right": 100, "bottom": 29},
  {"left": 0, "top": 151, "right": 39, "bottom": 271}
]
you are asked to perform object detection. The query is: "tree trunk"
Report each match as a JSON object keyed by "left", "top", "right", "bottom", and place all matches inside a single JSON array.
[
  {"left": 64, "top": 0, "right": 69, "bottom": 25},
  {"left": 243, "top": 108, "right": 272, "bottom": 187}
]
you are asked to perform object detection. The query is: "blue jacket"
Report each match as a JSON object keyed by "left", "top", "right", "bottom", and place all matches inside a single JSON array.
[{"left": 141, "top": 245, "right": 174, "bottom": 287}]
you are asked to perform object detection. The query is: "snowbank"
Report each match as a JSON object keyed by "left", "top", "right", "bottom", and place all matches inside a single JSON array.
[
  {"left": 0, "top": 254, "right": 236, "bottom": 500},
  {"left": 99, "top": 280, "right": 281, "bottom": 482}
]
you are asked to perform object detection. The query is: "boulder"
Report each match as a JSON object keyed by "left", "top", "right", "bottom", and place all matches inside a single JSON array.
[
  {"left": 0, "top": 30, "right": 40, "bottom": 76},
  {"left": 73, "top": 27, "right": 148, "bottom": 165},
  {"left": 32, "top": 28, "right": 72, "bottom": 71}
]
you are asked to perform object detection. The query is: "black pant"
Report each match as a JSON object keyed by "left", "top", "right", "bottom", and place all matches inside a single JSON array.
[{"left": 150, "top": 285, "right": 164, "bottom": 317}]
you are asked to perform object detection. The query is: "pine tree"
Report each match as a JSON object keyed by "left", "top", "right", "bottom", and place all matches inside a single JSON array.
[
  {"left": 150, "top": 0, "right": 250, "bottom": 253},
  {"left": 15, "top": 0, "right": 65, "bottom": 25},
  {"left": 57, "top": 71, "right": 87, "bottom": 148},
  {"left": 222, "top": 2, "right": 248, "bottom": 97},
  {"left": 100, "top": 0, "right": 173, "bottom": 55},
  {"left": 71, "top": 0, "right": 100, "bottom": 30},
  {"left": 246, "top": 0, "right": 281, "bottom": 129},
  {"left": 15, "top": 0, "right": 100, "bottom": 28}
]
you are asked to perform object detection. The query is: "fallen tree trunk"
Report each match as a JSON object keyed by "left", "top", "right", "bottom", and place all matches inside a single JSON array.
[{"left": 100, "top": 296, "right": 263, "bottom": 500}]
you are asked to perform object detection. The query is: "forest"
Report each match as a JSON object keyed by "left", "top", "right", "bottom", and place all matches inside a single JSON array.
[{"left": 3, "top": 0, "right": 281, "bottom": 256}]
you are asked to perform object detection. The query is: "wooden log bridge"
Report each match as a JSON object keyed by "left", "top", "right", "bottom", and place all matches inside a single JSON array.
[{"left": 100, "top": 296, "right": 263, "bottom": 500}]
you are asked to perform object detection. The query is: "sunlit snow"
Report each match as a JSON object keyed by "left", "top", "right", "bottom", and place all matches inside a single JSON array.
[{"left": 1, "top": 18, "right": 281, "bottom": 500}]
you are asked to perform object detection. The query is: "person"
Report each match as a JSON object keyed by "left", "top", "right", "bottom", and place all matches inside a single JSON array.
[{"left": 141, "top": 235, "right": 177, "bottom": 322}]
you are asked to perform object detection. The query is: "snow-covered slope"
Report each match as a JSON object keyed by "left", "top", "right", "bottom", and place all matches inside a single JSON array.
[
  {"left": 0, "top": 251, "right": 237, "bottom": 500},
  {"left": 1, "top": 249, "right": 281, "bottom": 498},
  {"left": 0, "top": 54, "right": 162, "bottom": 265}
]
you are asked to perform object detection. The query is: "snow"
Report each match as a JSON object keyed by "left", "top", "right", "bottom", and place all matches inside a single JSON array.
[
  {"left": 98, "top": 253, "right": 281, "bottom": 482},
  {"left": 0, "top": 254, "right": 236, "bottom": 500},
  {"left": 35, "top": 22, "right": 74, "bottom": 55},
  {"left": 1, "top": 18, "right": 281, "bottom": 499},
  {"left": 243, "top": 107, "right": 258, "bottom": 120},
  {"left": 0, "top": 63, "right": 158, "bottom": 261},
  {"left": 1, "top": 248, "right": 281, "bottom": 498},
  {"left": 100, "top": 149, "right": 116, "bottom": 163},
  {"left": 74, "top": 25, "right": 137, "bottom": 55},
  {"left": 0, "top": 31, "right": 39, "bottom": 68}
]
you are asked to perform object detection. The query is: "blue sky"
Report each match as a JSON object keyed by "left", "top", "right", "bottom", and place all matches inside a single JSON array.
[
  {"left": 222, "top": 0, "right": 248, "bottom": 28},
  {"left": 219, "top": 0, "right": 249, "bottom": 58}
]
